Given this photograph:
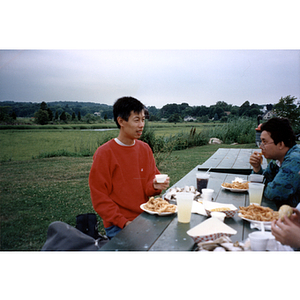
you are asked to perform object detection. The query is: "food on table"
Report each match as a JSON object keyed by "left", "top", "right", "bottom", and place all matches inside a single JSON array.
[
  {"left": 210, "top": 207, "right": 231, "bottom": 212},
  {"left": 239, "top": 204, "right": 279, "bottom": 222},
  {"left": 164, "top": 185, "right": 200, "bottom": 201},
  {"left": 256, "top": 152, "right": 263, "bottom": 164},
  {"left": 278, "top": 205, "right": 293, "bottom": 221},
  {"left": 143, "top": 197, "right": 177, "bottom": 213},
  {"left": 222, "top": 180, "right": 249, "bottom": 190},
  {"left": 203, "top": 201, "right": 238, "bottom": 218}
]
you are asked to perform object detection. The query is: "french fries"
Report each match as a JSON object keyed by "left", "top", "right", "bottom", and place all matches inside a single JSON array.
[
  {"left": 222, "top": 181, "right": 249, "bottom": 190},
  {"left": 144, "top": 197, "right": 177, "bottom": 213},
  {"left": 210, "top": 207, "right": 231, "bottom": 212},
  {"left": 239, "top": 204, "right": 279, "bottom": 222}
]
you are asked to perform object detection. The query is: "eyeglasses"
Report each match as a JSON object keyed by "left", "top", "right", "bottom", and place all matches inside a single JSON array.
[{"left": 259, "top": 141, "right": 274, "bottom": 149}]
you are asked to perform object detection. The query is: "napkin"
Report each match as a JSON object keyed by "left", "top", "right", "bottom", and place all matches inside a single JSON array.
[
  {"left": 195, "top": 236, "right": 245, "bottom": 251},
  {"left": 250, "top": 222, "right": 271, "bottom": 231},
  {"left": 191, "top": 201, "right": 207, "bottom": 216},
  {"left": 187, "top": 217, "right": 237, "bottom": 238}
]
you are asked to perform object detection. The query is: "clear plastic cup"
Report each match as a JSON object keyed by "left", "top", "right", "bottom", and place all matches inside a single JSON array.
[
  {"left": 248, "top": 183, "right": 265, "bottom": 205},
  {"left": 196, "top": 172, "right": 210, "bottom": 193},
  {"left": 176, "top": 192, "right": 194, "bottom": 223}
]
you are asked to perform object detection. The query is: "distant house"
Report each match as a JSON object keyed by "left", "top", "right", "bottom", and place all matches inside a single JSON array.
[
  {"left": 262, "top": 110, "right": 275, "bottom": 120},
  {"left": 260, "top": 105, "right": 275, "bottom": 120},
  {"left": 94, "top": 112, "right": 101, "bottom": 117}
]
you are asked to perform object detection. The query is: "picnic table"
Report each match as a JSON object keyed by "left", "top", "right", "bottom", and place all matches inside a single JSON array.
[
  {"left": 197, "top": 148, "right": 268, "bottom": 174},
  {"left": 100, "top": 149, "right": 274, "bottom": 251}
]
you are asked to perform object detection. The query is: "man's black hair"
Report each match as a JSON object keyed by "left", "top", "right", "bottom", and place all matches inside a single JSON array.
[
  {"left": 261, "top": 117, "right": 296, "bottom": 148},
  {"left": 113, "top": 96, "right": 145, "bottom": 129}
]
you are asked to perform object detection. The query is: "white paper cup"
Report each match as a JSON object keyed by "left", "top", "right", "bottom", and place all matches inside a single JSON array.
[
  {"left": 201, "top": 188, "right": 214, "bottom": 201},
  {"left": 249, "top": 174, "right": 264, "bottom": 183},
  {"left": 176, "top": 192, "right": 194, "bottom": 223},
  {"left": 155, "top": 174, "right": 168, "bottom": 183},
  {"left": 210, "top": 212, "right": 226, "bottom": 222},
  {"left": 249, "top": 231, "right": 270, "bottom": 251},
  {"left": 248, "top": 183, "right": 265, "bottom": 205}
]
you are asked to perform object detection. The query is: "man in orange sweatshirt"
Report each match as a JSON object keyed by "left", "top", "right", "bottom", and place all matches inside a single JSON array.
[{"left": 89, "top": 97, "right": 170, "bottom": 239}]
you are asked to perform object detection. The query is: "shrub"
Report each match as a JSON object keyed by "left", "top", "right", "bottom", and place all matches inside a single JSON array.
[
  {"left": 209, "top": 117, "right": 256, "bottom": 144},
  {"left": 141, "top": 123, "right": 209, "bottom": 167}
]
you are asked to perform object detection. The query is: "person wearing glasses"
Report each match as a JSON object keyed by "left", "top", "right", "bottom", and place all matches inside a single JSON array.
[{"left": 249, "top": 117, "right": 300, "bottom": 209}]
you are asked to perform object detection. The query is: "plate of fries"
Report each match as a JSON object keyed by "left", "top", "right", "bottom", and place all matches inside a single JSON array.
[
  {"left": 221, "top": 178, "right": 249, "bottom": 192},
  {"left": 141, "top": 197, "right": 177, "bottom": 216},
  {"left": 238, "top": 204, "right": 279, "bottom": 226}
]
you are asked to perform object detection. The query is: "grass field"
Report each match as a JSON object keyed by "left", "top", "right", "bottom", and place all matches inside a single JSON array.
[
  {"left": 0, "top": 129, "right": 118, "bottom": 161},
  {"left": 0, "top": 122, "right": 218, "bottom": 161},
  {"left": 0, "top": 128, "right": 257, "bottom": 251}
]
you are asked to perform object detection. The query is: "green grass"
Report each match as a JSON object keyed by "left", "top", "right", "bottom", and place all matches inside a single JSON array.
[
  {"left": 0, "top": 129, "right": 118, "bottom": 161},
  {"left": 0, "top": 122, "right": 217, "bottom": 161},
  {"left": 1, "top": 157, "right": 95, "bottom": 250},
  {"left": 148, "top": 121, "right": 222, "bottom": 136},
  {"left": 0, "top": 120, "right": 117, "bottom": 130},
  {"left": 1, "top": 142, "right": 257, "bottom": 251}
]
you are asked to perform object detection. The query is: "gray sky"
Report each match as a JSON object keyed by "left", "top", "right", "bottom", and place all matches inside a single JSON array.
[
  {"left": 1, "top": 49, "right": 299, "bottom": 108},
  {"left": 1, "top": 2, "right": 299, "bottom": 108}
]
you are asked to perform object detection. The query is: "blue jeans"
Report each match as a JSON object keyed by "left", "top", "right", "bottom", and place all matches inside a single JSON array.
[{"left": 105, "top": 225, "right": 122, "bottom": 239}]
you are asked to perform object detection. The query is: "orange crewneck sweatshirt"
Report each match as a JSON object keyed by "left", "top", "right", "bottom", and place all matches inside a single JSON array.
[{"left": 89, "top": 139, "right": 161, "bottom": 229}]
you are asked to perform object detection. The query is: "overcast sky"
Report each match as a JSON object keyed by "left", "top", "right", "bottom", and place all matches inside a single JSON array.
[
  {"left": 1, "top": 49, "right": 299, "bottom": 108},
  {"left": 1, "top": 1, "right": 299, "bottom": 108}
]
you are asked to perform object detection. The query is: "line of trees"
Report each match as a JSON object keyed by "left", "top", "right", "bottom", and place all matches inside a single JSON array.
[
  {"left": 149, "top": 100, "right": 266, "bottom": 122},
  {"left": 1, "top": 96, "right": 299, "bottom": 134},
  {"left": 0, "top": 99, "right": 267, "bottom": 122},
  {"left": 33, "top": 102, "right": 82, "bottom": 124},
  {"left": 0, "top": 100, "right": 113, "bottom": 121}
]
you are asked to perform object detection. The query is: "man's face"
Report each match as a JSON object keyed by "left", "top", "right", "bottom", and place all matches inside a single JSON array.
[
  {"left": 259, "top": 130, "right": 277, "bottom": 159},
  {"left": 119, "top": 110, "right": 145, "bottom": 140}
]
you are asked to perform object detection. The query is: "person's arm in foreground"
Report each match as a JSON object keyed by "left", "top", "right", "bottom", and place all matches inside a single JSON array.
[{"left": 271, "top": 208, "right": 300, "bottom": 248}]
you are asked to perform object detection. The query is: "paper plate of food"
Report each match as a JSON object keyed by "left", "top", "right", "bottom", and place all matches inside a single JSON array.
[
  {"left": 221, "top": 177, "right": 249, "bottom": 192},
  {"left": 140, "top": 197, "right": 177, "bottom": 216},
  {"left": 238, "top": 204, "right": 279, "bottom": 228},
  {"left": 164, "top": 186, "right": 200, "bottom": 201}
]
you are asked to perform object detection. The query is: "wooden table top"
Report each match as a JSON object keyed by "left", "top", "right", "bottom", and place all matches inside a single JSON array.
[
  {"left": 197, "top": 148, "right": 268, "bottom": 174},
  {"left": 100, "top": 171, "right": 275, "bottom": 251},
  {"left": 100, "top": 148, "right": 275, "bottom": 251}
]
